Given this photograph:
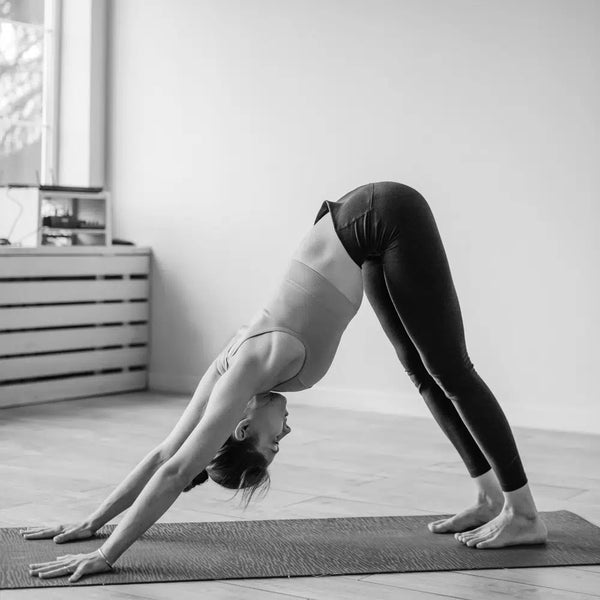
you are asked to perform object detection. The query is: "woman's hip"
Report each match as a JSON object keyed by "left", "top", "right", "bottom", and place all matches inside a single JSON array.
[{"left": 332, "top": 181, "right": 434, "bottom": 266}]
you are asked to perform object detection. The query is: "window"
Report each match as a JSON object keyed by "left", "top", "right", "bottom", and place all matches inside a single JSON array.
[{"left": 0, "top": 0, "right": 59, "bottom": 185}]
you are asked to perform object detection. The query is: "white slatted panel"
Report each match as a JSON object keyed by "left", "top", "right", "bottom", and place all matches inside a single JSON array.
[
  {"left": 1, "top": 280, "right": 149, "bottom": 304},
  {"left": 0, "top": 371, "right": 148, "bottom": 408},
  {"left": 0, "top": 324, "right": 148, "bottom": 355},
  {"left": 0, "top": 347, "right": 148, "bottom": 380},
  {"left": 0, "top": 248, "right": 151, "bottom": 408},
  {"left": 0, "top": 302, "right": 149, "bottom": 330},
  {"left": 0, "top": 255, "right": 149, "bottom": 278}
]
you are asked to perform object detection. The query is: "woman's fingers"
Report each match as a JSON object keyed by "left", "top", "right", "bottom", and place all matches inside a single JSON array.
[
  {"left": 20, "top": 525, "right": 61, "bottom": 539},
  {"left": 54, "top": 527, "right": 84, "bottom": 543},
  {"left": 29, "top": 564, "right": 63, "bottom": 574},
  {"left": 29, "top": 557, "right": 70, "bottom": 570},
  {"left": 22, "top": 531, "right": 51, "bottom": 539},
  {"left": 20, "top": 527, "right": 44, "bottom": 535},
  {"left": 29, "top": 560, "right": 63, "bottom": 569},
  {"left": 27, "top": 551, "right": 108, "bottom": 582},
  {"left": 31, "top": 566, "right": 63, "bottom": 575},
  {"left": 53, "top": 531, "right": 71, "bottom": 543},
  {"left": 20, "top": 525, "right": 49, "bottom": 531},
  {"left": 21, "top": 523, "right": 94, "bottom": 543},
  {"left": 69, "top": 565, "right": 84, "bottom": 583},
  {"left": 38, "top": 566, "right": 74, "bottom": 579},
  {"left": 29, "top": 559, "right": 75, "bottom": 576}
]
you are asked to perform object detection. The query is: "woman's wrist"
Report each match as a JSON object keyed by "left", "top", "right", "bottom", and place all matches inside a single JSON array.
[
  {"left": 97, "top": 547, "right": 114, "bottom": 569},
  {"left": 83, "top": 515, "right": 103, "bottom": 532}
]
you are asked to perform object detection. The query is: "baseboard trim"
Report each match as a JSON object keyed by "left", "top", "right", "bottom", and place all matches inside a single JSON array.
[{"left": 149, "top": 372, "right": 598, "bottom": 436}]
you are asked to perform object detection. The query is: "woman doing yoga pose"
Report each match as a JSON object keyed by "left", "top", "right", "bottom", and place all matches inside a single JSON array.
[{"left": 22, "top": 182, "right": 547, "bottom": 582}]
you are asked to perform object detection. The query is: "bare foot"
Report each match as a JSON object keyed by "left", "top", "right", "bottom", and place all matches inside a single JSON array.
[
  {"left": 455, "top": 509, "right": 548, "bottom": 548},
  {"left": 428, "top": 500, "right": 502, "bottom": 534}
]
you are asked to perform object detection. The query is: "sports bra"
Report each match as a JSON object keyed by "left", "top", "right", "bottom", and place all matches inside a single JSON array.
[{"left": 215, "top": 259, "right": 360, "bottom": 391}]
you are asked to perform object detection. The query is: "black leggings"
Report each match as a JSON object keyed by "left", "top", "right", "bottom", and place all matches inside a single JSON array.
[{"left": 315, "top": 181, "right": 527, "bottom": 492}]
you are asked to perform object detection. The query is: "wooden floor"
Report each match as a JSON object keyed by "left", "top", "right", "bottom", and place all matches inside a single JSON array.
[{"left": 1, "top": 391, "right": 599, "bottom": 599}]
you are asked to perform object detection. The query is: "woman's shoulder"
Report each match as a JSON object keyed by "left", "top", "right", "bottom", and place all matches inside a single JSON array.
[
  {"left": 267, "top": 329, "right": 306, "bottom": 363},
  {"left": 237, "top": 328, "right": 305, "bottom": 364},
  {"left": 215, "top": 325, "right": 250, "bottom": 376},
  {"left": 233, "top": 330, "right": 306, "bottom": 390}
]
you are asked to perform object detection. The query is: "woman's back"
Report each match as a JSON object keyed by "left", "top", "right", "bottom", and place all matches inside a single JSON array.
[{"left": 291, "top": 205, "right": 364, "bottom": 308}]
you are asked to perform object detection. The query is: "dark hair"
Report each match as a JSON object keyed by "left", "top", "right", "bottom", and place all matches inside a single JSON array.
[{"left": 182, "top": 434, "right": 270, "bottom": 506}]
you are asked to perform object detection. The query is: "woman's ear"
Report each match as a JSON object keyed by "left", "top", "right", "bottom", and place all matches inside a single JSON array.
[{"left": 233, "top": 417, "right": 252, "bottom": 441}]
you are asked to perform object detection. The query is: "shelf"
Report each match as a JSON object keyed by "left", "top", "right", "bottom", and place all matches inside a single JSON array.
[
  {"left": 39, "top": 190, "right": 112, "bottom": 248},
  {"left": 0, "top": 246, "right": 151, "bottom": 255},
  {"left": 40, "top": 190, "right": 107, "bottom": 200},
  {"left": 42, "top": 227, "right": 106, "bottom": 233}
]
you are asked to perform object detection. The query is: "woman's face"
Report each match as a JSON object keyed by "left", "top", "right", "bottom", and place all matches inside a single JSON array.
[{"left": 246, "top": 392, "right": 291, "bottom": 461}]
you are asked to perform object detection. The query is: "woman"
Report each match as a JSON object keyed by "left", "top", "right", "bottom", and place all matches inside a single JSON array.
[{"left": 22, "top": 182, "right": 547, "bottom": 582}]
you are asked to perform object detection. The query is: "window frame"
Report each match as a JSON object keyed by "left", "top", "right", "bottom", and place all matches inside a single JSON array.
[{"left": 41, "top": 0, "right": 61, "bottom": 185}]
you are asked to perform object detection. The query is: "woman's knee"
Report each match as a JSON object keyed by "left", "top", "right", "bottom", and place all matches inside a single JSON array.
[
  {"left": 427, "top": 358, "right": 479, "bottom": 402},
  {"left": 404, "top": 364, "right": 436, "bottom": 394}
]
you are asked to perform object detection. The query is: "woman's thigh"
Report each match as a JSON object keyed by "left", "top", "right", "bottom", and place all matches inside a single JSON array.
[
  {"left": 374, "top": 195, "right": 472, "bottom": 377},
  {"left": 361, "top": 257, "right": 428, "bottom": 379}
]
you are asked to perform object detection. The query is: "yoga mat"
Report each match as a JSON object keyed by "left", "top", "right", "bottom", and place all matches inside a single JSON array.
[{"left": 1, "top": 510, "right": 599, "bottom": 589}]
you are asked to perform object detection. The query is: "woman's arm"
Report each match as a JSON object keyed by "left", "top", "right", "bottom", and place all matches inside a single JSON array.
[
  {"left": 84, "top": 361, "right": 222, "bottom": 531},
  {"left": 83, "top": 448, "right": 165, "bottom": 533},
  {"left": 24, "top": 361, "right": 222, "bottom": 545},
  {"left": 96, "top": 349, "right": 278, "bottom": 565},
  {"left": 27, "top": 337, "right": 301, "bottom": 581},
  {"left": 155, "top": 360, "right": 222, "bottom": 459}
]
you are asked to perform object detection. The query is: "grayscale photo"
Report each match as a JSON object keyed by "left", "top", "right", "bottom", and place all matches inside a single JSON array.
[{"left": 1, "top": 0, "right": 599, "bottom": 597}]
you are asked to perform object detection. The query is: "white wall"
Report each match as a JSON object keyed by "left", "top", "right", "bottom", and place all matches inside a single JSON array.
[{"left": 107, "top": 0, "right": 600, "bottom": 433}]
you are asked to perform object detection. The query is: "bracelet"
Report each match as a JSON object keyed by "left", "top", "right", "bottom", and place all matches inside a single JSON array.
[{"left": 97, "top": 548, "right": 114, "bottom": 569}]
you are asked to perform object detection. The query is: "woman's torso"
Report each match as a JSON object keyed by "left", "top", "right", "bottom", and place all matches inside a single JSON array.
[
  {"left": 291, "top": 210, "right": 364, "bottom": 308},
  {"left": 216, "top": 211, "right": 364, "bottom": 392}
]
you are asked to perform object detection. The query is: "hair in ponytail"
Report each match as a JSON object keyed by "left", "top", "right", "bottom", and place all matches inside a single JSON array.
[
  {"left": 182, "top": 435, "right": 270, "bottom": 506},
  {"left": 183, "top": 469, "right": 209, "bottom": 492}
]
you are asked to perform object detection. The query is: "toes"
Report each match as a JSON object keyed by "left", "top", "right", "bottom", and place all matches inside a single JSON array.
[
  {"left": 457, "top": 525, "right": 491, "bottom": 545},
  {"left": 466, "top": 535, "right": 486, "bottom": 547},
  {"left": 475, "top": 531, "right": 505, "bottom": 548},
  {"left": 461, "top": 524, "right": 489, "bottom": 540},
  {"left": 465, "top": 525, "right": 502, "bottom": 547},
  {"left": 457, "top": 531, "right": 476, "bottom": 543},
  {"left": 466, "top": 523, "right": 486, "bottom": 535},
  {"left": 427, "top": 519, "right": 444, "bottom": 532},
  {"left": 429, "top": 519, "right": 452, "bottom": 533},
  {"left": 454, "top": 519, "right": 491, "bottom": 543}
]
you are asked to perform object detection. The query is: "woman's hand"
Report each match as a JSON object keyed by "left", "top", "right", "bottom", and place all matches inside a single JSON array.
[
  {"left": 28, "top": 550, "right": 112, "bottom": 583},
  {"left": 19, "top": 522, "right": 96, "bottom": 543}
]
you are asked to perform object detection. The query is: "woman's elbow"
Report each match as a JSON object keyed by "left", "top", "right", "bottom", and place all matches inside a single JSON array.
[
  {"left": 157, "top": 458, "right": 194, "bottom": 490},
  {"left": 154, "top": 443, "right": 176, "bottom": 466}
]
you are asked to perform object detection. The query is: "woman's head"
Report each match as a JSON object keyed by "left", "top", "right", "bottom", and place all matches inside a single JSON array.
[
  {"left": 238, "top": 391, "right": 291, "bottom": 458},
  {"left": 183, "top": 392, "right": 291, "bottom": 504}
]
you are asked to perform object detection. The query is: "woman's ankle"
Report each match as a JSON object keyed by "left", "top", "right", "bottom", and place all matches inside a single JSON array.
[
  {"left": 501, "top": 482, "right": 540, "bottom": 519},
  {"left": 473, "top": 470, "right": 503, "bottom": 506}
]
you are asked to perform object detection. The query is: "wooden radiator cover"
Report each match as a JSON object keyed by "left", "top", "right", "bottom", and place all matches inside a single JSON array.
[{"left": 0, "top": 247, "right": 151, "bottom": 408}]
